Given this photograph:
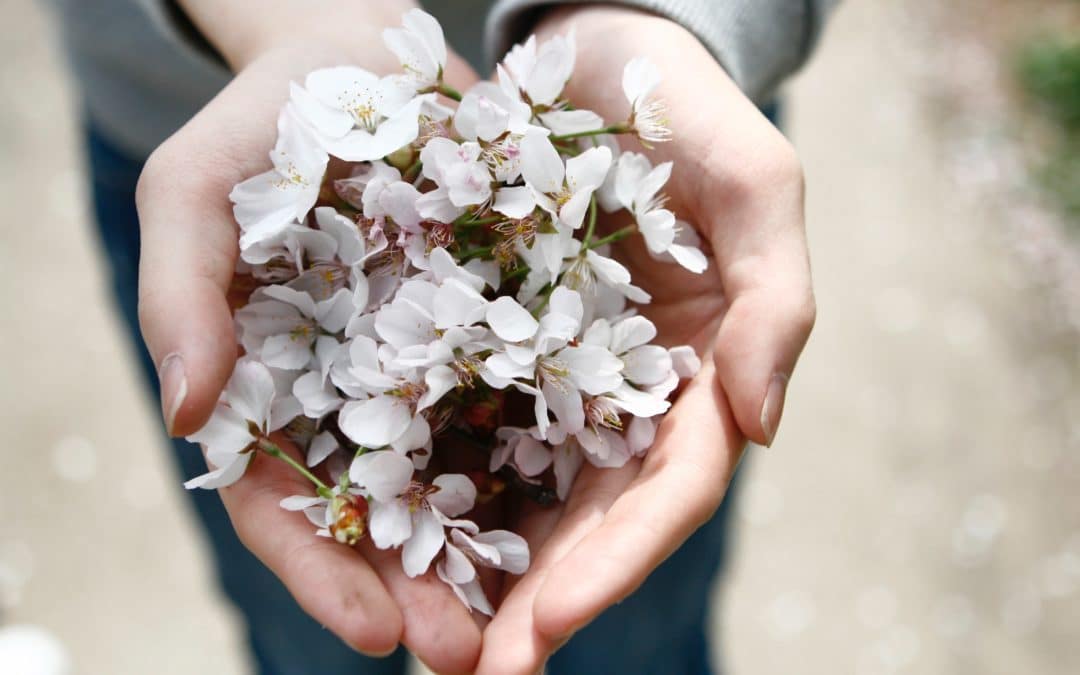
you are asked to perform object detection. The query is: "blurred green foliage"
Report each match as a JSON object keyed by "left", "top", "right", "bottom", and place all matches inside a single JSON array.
[{"left": 1016, "top": 36, "right": 1080, "bottom": 223}]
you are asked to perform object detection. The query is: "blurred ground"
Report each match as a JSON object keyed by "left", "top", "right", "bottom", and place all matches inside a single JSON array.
[{"left": 0, "top": 1, "right": 1077, "bottom": 674}]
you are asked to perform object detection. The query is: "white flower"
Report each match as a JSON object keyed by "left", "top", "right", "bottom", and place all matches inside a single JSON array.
[
  {"left": 501, "top": 32, "right": 576, "bottom": 108},
  {"left": 439, "top": 528, "right": 529, "bottom": 615},
  {"left": 351, "top": 455, "right": 478, "bottom": 578},
  {"left": 290, "top": 66, "right": 430, "bottom": 162},
  {"left": 614, "top": 152, "right": 707, "bottom": 273},
  {"left": 490, "top": 426, "right": 552, "bottom": 477},
  {"left": 237, "top": 285, "right": 355, "bottom": 370},
  {"left": 520, "top": 133, "right": 611, "bottom": 229},
  {"left": 231, "top": 107, "right": 328, "bottom": 254},
  {"left": 484, "top": 287, "right": 622, "bottom": 438},
  {"left": 185, "top": 360, "right": 276, "bottom": 490},
  {"left": 383, "top": 8, "right": 447, "bottom": 91},
  {"left": 420, "top": 138, "right": 492, "bottom": 211},
  {"left": 622, "top": 57, "right": 671, "bottom": 144}
]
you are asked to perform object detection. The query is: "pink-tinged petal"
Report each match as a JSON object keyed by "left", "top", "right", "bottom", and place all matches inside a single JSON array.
[
  {"left": 279, "top": 495, "right": 326, "bottom": 511},
  {"left": 339, "top": 396, "right": 412, "bottom": 448},
  {"left": 187, "top": 405, "right": 255, "bottom": 457},
  {"left": 183, "top": 453, "right": 252, "bottom": 490},
  {"left": 369, "top": 498, "right": 412, "bottom": 549},
  {"left": 402, "top": 509, "right": 445, "bottom": 577},
  {"left": 350, "top": 450, "right": 414, "bottom": 501},
  {"left": 492, "top": 185, "right": 536, "bottom": 219},
  {"left": 486, "top": 296, "right": 539, "bottom": 342},
  {"left": 225, "top": 360, "right": 277, "bottom": 428},
  {"left": 390, "top": 414, "right": 430, "bottom": 454},
  {"left": 552, "top": 442, "right": 584, "bottom": 501},
  {"left": 306, "top": 431, "right": 339, "bottom": 467},
  {"left": 622, "top": 345, "right": 673, "bottom": 386},
  {"left": 626, "top": 415, "right": 658, "bottom": 456},
  {"left": 610, "top": 315, "right": 657, "bottom": 354},
  {"left": 514, "top": 435, "right": 553, "bottom": 476},
  {"left": 472, "top": 530, "right": 530, "bottom": 574},
  {"left": 565, "top": 145, "right": 612, "bottom": 192},
  {"left": 418, "top": 365, "right": 458, "bottom": 411},
  {"left": 429, "top": 474, "right": 477, "bottom": 517},
  {"left": 520, "top": 132, "right": 564, "bottom": 194},
  {"left": 578, "top": 427, "right": 631, "bottom": 468},
  {"left": 669, "top": 345, "right": 702, "bottom": 378}
]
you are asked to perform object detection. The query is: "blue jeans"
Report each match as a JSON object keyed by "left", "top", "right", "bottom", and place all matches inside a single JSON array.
[{"left": 86, "top": 125, "right": 743, "bottom": 675}]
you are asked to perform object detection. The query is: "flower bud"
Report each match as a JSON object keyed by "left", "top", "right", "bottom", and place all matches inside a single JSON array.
[{"left": 329, "top": 494, "right": 369, "bottom": 545}]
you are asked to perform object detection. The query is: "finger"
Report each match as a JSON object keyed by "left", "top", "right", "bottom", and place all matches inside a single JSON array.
[
  {"left": 701, "top": 145, "right": 816, "bottom": 447},
  {"left": 476, "top": 464, "right": 637, "bottom": 675},
  {"left": 360, "top": 540, "right": 484, "bottom": 675},
  {"left": 531, "top": 361, "right": 743, "bottom": 640},
  {"left": 218, "top": 441, "right": 403, "bottom": 656},
  {"left": 135, "top": 55, "right": 297, "bottom": 437}
]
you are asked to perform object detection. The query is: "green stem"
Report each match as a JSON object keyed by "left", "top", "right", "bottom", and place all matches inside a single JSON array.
[
  {"left": 503, "top": 264, "right": 531, "bottom": 282},
  {"left": 585, "top": 224, "right": 637, "bottom": 250},
  {"left": 582, "top": 195, "right": 598, "bottom": 247},
  {"left": 257, "top": 438, "right": 329, "bottom": 492},
  {"left": 403, "top": 159, "right": 423, "bottom": 182},
  {"left": 436, "top": 83, "right": 463, "bottom": 102},
  {"left": 458, "top": 245, "right": 494, "bottom": 262},
  {"left": 530, "top": 284, "right": 554, "bottom": 317},
  {"left": 550, "top": 124, "right": 630, "bottom": 143}
]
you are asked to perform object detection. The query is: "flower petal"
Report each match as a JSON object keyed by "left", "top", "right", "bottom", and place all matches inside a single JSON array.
[
  {"left": 428, "top": 474, "right": 477, "bottom": 517},
  {"left": 486, "top": 296, "right": 539, "bottom": 342},
  {"left": 350, "top": 449, "right": 414, "bottom": 501},
  {"left": 402, "top": 509, "right": 445, "bottom": 577},
  {"left": 339, "top": 395, "right": 413, "bottom": 448}
]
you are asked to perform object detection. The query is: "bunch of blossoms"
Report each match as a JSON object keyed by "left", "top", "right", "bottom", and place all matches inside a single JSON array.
[{"left": 184, "top": 9, "right": 707, "bottom": 614}]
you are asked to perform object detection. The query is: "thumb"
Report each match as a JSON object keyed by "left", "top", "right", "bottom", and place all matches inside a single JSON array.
[
  {"left": 707, "top": 163, "right": 816, "bottom": 447},
  {"left": 135, "top": 141, "right": 241, "bottom": 438}
]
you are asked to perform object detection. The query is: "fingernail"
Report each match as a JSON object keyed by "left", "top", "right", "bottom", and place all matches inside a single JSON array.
[
  {"left": 760, "top": 373, "right": 789, "bottom": 447},
  {"left": 159, "top": 353, "right": 187, "bottom": 436}
]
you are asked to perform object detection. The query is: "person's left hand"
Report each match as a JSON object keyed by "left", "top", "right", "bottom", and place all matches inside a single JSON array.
[{"left": 475, "top": 7, "right": 816, "bottom": 673}]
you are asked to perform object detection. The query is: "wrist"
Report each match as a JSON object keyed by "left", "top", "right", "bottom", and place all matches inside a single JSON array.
[{"left": 176, "top": 0, "right": 419, "bottom": 71}]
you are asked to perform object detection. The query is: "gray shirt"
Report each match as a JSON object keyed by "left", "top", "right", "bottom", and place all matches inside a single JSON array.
[{"left": 50, "top": 0, "right": 837, "bottom": 159}]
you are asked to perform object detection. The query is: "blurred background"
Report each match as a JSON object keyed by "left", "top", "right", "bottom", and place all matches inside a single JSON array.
[{"left": 1, "top": 0, "right": 1078, "bottom": 673}]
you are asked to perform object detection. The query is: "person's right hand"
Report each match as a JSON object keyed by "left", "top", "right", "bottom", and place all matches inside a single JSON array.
[{"left": 134, "top": 3, "right": 485, "bottom": 671}]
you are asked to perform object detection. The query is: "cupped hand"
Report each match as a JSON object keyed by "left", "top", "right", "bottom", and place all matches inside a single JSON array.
[
  {"left": 134, "top": 21, "right": 488, "bottom": 673},
  {"left": 476, "top": 7, "right": 816, "bottom": 673}
]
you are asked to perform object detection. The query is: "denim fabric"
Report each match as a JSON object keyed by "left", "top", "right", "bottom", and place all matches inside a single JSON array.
[{"left": 84, "top": 111, "right": 764, "bottom": 672}]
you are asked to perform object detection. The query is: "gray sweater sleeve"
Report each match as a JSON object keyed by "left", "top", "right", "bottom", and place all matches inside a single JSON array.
[{"left": 485, "top": 0, "right": 840, "bottom": 103}]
